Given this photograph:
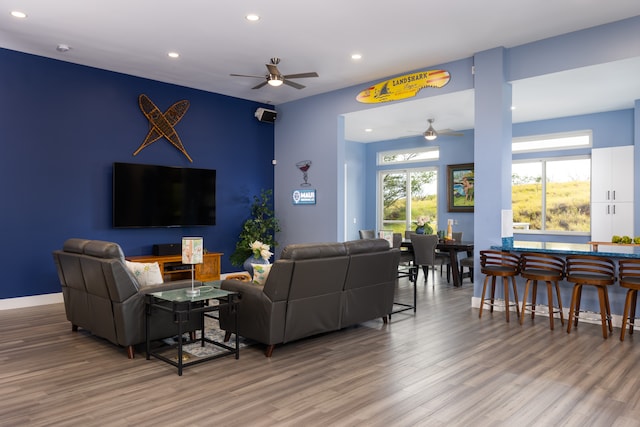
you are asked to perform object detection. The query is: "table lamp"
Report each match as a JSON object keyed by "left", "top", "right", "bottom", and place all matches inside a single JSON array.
[{"left": 182, "top": 237, "right": 203, "bottom": 297}]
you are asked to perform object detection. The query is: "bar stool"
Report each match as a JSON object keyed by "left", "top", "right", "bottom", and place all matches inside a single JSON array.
[
  {"left": 479, "top": 250, "right": 521, "bottom": 322},
  {"left": 619, "top": 259, "right": 640, "bottom": 341},
  {"left": 565, "top": 255, "right": 616, "bottom": 338},
  {"left": 519, "top": 252, "right": 565, "bottom": 330}
]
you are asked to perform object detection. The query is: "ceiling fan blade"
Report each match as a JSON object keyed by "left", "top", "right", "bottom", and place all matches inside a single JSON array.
[
  {"left": 439, "top": 128, "right": 464, "bottom": 136},
  {"left": 283, "top": 79, "right": 305, "bottom": 90},
  {"left": 266, "top": 64, "right": 280, "bottom": 75},
  {"left": 282, "top": 72, "right": 319, "bottom": 79},
  {"left": 252, "top": 81, "right": 269, "bottom": 90},
  {"left": 230, "top": 73, "right": 264, "bottom": 79}
]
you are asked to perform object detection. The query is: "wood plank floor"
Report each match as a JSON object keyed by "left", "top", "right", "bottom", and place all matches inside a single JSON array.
[{"left": 3, "top": 272, "right": 640, "bottom": 426}]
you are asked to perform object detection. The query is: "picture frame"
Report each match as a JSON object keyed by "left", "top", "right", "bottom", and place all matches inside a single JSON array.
[{"left": 447, "top": 163, "right": 474, "bottom": 212}]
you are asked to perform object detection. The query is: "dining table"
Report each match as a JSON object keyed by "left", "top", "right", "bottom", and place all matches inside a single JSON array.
[{"left": 401, "top": 239, "right": 474, "bottom": 287}]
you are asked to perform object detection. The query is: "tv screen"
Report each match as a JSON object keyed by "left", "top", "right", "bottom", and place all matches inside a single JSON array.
[{"left": 113, "top": 162, "right": 216, "bottom": 228}]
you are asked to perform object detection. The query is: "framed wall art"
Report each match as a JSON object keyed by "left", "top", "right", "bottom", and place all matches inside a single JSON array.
[{"left": 447, "top": 163, "right": 474, "bottom": 212}]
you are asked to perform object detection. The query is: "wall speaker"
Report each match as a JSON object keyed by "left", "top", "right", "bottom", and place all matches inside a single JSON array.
[{"left": 255, "top": 107, "right": 277, "bottom": 123}]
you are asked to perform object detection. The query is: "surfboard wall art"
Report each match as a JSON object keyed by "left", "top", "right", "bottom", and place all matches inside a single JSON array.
[
  {"left": 135, "top": 94, "right": 193, "bottom": 162},
  {"left": 356, "top": 69, "right": 450, "bottom": 104}
]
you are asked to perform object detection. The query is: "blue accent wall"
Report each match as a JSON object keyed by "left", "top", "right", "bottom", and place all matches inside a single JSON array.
[{"left": 0, "top": 48, "right": 274, "bottom": 299}]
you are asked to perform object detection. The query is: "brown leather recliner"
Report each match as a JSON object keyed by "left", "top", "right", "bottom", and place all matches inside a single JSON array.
[
  {"left": 52, "top": 238, "right": 199, "bottom": 358},
  {"left": 219, "top": 239, "right": 400, "bottom": 357}
]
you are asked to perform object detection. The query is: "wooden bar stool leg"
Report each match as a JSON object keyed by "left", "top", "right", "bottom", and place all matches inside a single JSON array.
[
  {"left": 490, "top": 276, "right": 497, "bottom": 313},
  {"left": 546, "top": 281, "right": 554, "bottom": 330},
  {"left": 574, "top": 285, "right": 583, "bottom": 328},
  {"left": 511, "top": 276, "right": 520, "bottom": 318},
  {"left": 597, "top": 286, "right": 609, "bottom": 338},
  {"left": 554, "top": 281, "right": 564, "bottom": 326},
  {"left": 603, "top": 287, "right": 613, "bottom": 334},
  {"left": 631, "top": 290, "right": 638, "bottom": 335},
  {"left": 503, "top": 276, "right": 510, "bottom": 322},
  {"left": 621, "top": 289, "right": 634, "bottom": 341},
  {"left": 520, "top": 278, "right": 531, "bottom": 325},
  {"left": 479, "top": 274, "right": 491, "bottom": 318},
  {"left": 531, "top": 280, "right": 538, "bottom": 320},
  {"left": 567, "top": 284, "right": 581, "bottom": 334}
]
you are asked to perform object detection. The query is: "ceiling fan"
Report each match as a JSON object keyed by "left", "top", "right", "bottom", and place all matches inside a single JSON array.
[
  {"left": 422, "top": 118, "right": 464, "bottom": 141},
  {"left": 230, "top": 57, "right": 319, "bottom": 90}
]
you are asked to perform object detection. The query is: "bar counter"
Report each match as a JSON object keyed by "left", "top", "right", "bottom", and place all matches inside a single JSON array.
[{"left": 491, "top": 241, "right": 640, "bottom": 258}]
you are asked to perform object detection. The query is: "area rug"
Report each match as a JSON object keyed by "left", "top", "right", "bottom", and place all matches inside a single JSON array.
[{"left": 161, "top": 317, "right": 251, "bottom": 358}]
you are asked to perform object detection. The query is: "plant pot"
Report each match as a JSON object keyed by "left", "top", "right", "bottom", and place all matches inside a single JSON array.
[
  {"left": 415, "top": 226, "right": 425, "bottom": 234},
  {"left": 243, "top": 255, "right": 269, "bottom": 277}
]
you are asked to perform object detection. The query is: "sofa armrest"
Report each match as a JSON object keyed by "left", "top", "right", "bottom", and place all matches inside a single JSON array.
[{"left": 219, "top": 280, "right": 285, "bottom": 345}]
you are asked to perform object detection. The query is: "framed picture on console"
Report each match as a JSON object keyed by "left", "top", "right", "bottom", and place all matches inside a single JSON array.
[{"left": 447, "top": 163, "right": 474, "bottom": 212}]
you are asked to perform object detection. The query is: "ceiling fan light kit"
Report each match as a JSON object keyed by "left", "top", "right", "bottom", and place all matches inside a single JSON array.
[
  {"left": 231, "top": 57, "right": 318, "bottom": 90},
  {"left": 424, "top": 119, "right": 438, "bottom": 140}
]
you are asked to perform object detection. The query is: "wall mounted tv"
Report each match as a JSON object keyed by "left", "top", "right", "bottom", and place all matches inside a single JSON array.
[{"left": 113, "top": 162, "right": 216, "bottom": 228}]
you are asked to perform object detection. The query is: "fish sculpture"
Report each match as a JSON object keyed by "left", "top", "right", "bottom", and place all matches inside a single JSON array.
[
  {"left": 134, "top": 94, "right": 192, "bottom": 162},
  {"left": 356, "top": 69, "right": 450, "bottom": 104}
]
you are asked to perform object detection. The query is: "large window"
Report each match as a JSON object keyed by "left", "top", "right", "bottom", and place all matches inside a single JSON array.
[
  {"left": 512, "top": 156, "right": 591, "bottom": 234},
  {"left": 379, "top": 167, "right": 438, "bottom": 234}
]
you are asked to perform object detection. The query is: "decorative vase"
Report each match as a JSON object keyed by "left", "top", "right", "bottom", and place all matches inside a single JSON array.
[
  {"left": 243, "top": 255, "right": 269, "bottom": 277},
  {"left": 415, "top": 226, "right": 425, "bottom": 235}
]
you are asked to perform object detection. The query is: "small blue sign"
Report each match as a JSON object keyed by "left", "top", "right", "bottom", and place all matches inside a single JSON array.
[{"left": 292, "top": 189, "right": 316, "bottom": 205}]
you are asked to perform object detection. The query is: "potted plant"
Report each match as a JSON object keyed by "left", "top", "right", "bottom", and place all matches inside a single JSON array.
[{"left": 230, "top": 189, "right": 281, "bottom": 267}]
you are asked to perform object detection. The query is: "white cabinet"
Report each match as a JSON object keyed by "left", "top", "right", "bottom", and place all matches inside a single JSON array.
[{"left": 591, "top": 146, "right": 634, "bottom": 241}]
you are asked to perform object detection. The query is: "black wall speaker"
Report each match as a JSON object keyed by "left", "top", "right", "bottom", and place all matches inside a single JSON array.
[{"left": 255, "top": 107, "right": 277, "bottom": 123}]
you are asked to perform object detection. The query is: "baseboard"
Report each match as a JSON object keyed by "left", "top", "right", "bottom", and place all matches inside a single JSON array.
[
  {"left": 0, "top": 272, "right": 247, "bottom": 311},
  {"left": 472, "top": 296, "right": 623, "bottom": 328},
  {"left": 0, "top": 292, "right": 63, "bottom": 310}
]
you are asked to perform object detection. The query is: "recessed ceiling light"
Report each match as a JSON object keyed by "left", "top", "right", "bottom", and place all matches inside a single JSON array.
[
  {"left": 56, "top": 44, "right": 71, "bottom": 53},
  {"left": 168, "top": 52, "right": 180, "bottom": 58},
  {"left": 365, "top": 128, "right": 373, "bottom": 132},
  {"left": 511, "top": 105, "right": 516, "bottom": 110},
  {"left": 351, "top": 53, "right": 362, "bottom": 60},
  {"left": 11, "top": 11, "right": 27, "bottom": 18},
  {"left": 246, "top": 14, "right": 260, "bottom": 21}
]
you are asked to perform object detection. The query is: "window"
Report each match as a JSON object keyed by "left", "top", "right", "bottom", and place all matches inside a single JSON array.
[
  {"left": 513, "top": 131, "right": 591, "bottom": 153},
  {"left": 512, "top": 157, "right": 591, "bottom": 233},
  {"left": 378, "top": 147, "right": 439, "bottom": 165},
  {"left": 379, "top": 167, "right": 438, "bottom": 234}
]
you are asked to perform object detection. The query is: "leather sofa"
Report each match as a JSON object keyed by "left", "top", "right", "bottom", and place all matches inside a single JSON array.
[
  {"left": 219, "top": 238, "right": 400, "bottom": 357},
  {"left": 52, "top": 238, "right": 199, "bottom": 358}
]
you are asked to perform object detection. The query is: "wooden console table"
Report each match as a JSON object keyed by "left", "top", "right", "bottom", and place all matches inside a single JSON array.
[{"left": 126, "top": 252, "right": 222, "bottom": 282}]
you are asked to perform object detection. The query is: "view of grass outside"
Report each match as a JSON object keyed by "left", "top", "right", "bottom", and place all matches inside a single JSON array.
[
  {"left": 512, "top": 158, "right": 590, "bottom": 232},
  {"left": 381, "top": 168, "right": 438, "bottom": 234}
]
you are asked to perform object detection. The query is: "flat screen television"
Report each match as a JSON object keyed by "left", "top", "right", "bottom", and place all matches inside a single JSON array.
[{"left": 113, "top": 162, "right": 216, "bottom": 228}]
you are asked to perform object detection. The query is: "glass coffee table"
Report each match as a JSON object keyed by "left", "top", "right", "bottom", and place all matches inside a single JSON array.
[{"left": 145, "top": 286, "right": 239, "bottom": 376}]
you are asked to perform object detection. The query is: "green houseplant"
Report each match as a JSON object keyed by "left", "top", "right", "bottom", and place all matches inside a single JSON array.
[{"left": 230, "top": 189, "right": 281, "bottom": 267}]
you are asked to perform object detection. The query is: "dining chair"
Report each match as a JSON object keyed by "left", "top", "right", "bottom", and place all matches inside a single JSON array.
[
  {"left": 410, "top": 234, "right": 450, "bottom": 283},
  {"left": 436, "top": 231, "right": 462, "bottom": 278}
]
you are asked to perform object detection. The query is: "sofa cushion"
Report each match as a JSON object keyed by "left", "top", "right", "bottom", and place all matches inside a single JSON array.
[
  {"left": 84, "top": 240, "right": 125, "bottom": 260},
  {"left": 344, "top": 238, "right": 390, "bottom": 255},
  {"left": 125, "top": 260, "right": 163, "bottom": 287},
  {"left": 280, "top": 242, "right": 347, "bottom": 260}
]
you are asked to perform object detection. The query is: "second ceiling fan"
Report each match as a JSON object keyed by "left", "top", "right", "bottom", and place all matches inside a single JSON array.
[
  {"left": 423, "top": 118, "right": 464, "bottom": 141},
  {"left": 230, "top": 57, "right": 319, "bottom": 90}
]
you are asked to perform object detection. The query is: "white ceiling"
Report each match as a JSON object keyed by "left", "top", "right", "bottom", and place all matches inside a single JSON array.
[{"left": 1, "top": 1, "right": 639, "bottom": 142}]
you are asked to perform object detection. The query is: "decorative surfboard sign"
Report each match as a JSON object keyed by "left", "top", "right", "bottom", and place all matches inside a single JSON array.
[
  {"left": 134, "top": 94, "right": 193, "bottom": 162},
  {"left": 356, "top": 69, "right": 450, "bottom": 104}
]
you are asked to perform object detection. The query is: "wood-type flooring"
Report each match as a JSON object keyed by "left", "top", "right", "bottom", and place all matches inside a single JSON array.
[{"left": 3, "top": 271, "right": 640, "bottom": 426}]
